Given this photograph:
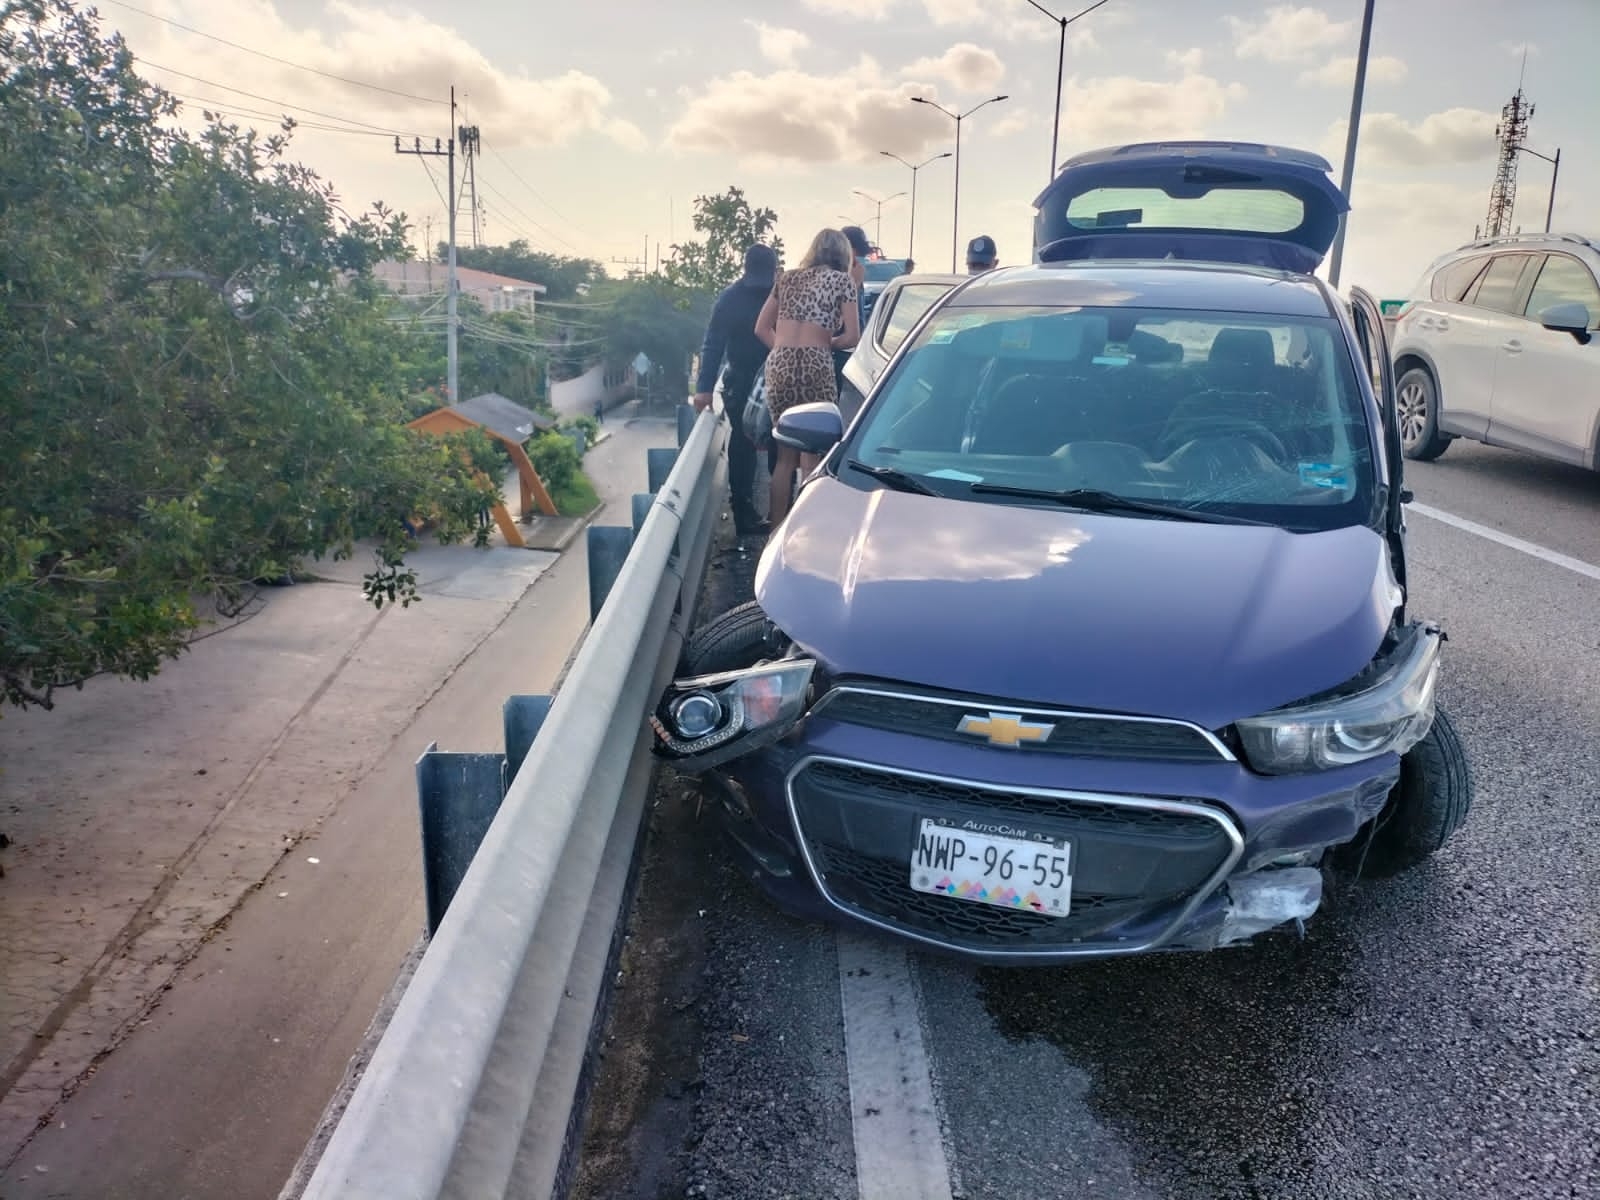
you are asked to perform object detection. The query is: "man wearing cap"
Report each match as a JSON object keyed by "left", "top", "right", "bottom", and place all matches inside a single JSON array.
[
  {"left": 692, "top": 243, "right": 777, "bottom": 537},
  {"left": 966, "top": 234, "right": 998, "bottom": 274}
]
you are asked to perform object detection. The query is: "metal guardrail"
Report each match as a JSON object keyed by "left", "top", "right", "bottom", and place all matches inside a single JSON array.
[{"left": 287, "top": 404, "right": 724, "bottom": 1200}]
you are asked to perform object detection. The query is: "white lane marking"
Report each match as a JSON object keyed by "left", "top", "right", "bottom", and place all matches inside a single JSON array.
[
  {"left": 837, "top": 932, "right": 955, "bottom": 1200},
  {"left": 1409, "top": 503, "right": 1600, "bottom": 583}
]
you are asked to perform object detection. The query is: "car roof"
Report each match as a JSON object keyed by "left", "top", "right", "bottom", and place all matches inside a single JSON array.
[
  {"left": 881, "top": 271, "right": 967, "bottom": 288},
  {"left": 942, "top": 260, "right": 1338, "bottom": 319}
]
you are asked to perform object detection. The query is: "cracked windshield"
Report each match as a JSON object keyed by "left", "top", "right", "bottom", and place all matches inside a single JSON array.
[{"left": 2, "top": 1, "right": 1595, "bottom": 1199}]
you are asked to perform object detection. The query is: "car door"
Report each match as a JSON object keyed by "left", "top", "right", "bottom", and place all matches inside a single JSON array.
[
  {"left": 1350, "top": 286, "right": 1409, "bottom": 600},
  {"left": 1432, "top": 251, "right": 1539, "bottom": 438},
  {"left": 1485, "top": 252, "right": 1600, "bottom": 465}
]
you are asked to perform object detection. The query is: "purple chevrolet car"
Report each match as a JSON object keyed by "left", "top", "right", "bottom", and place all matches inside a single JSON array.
[{"left": 653, "top": 142, "right": 1472, "bottom": 964}]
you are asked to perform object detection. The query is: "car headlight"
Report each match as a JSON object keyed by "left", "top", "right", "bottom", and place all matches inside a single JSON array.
[
  {"left": 1236, "top": 623, "right": 1442, "bottom": 775},
  {"left": 651, "top": 658, "right": 815, "bottom": 771}
]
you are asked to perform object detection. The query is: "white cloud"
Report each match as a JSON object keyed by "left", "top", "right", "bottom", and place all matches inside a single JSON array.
[
  {"left": 1068, "top": 26, "right": 1100, "bottom": 53},
  {"left": 1061, "top": 73, "right": 1247, "bottom": 145},
  {"left": 1230, "top": 5, "right": 1351, "bottom": 62},
  {"left": 1324, "top": 108, "right": 1499, "bottom": 169},
  {"left": 901, "top": 42, "right": 1006, "bottom": 91},
  {"left": 1301, "top": 54, "right": 1407, "bottom": 87},
  {"left": 666, "top": 58, "right": 954, "bottom": 167},
  {"left": 991, "top": 110, "right": 1034, "bottom": 138},
  {"left": 1165, "top": 47, "right": 1205, "bottom": 73},
  {"left": 803, "top": 0, "right": 897, "bottom": 18},
  {"left": 119, "top": 0, "right": 643, "bottom": 152},
  {"left": 1335, "top": 179, "right": 1485, "bottom": 296},
  {"left": 747, "top": 21, "right": 811, "bottom": 67}
]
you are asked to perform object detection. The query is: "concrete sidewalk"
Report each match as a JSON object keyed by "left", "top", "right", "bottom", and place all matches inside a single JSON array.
[{"left": 0, "top": 409, "right": 674, "bottom": 1184}]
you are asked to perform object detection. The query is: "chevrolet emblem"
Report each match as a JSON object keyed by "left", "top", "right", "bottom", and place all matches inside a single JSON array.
[{"left": 956, "top": 711, "right": 1054, "bottom": 749}]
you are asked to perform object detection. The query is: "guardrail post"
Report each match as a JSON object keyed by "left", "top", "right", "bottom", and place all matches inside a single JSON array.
[
  {"left": 415, "top": 744, "right": 509, "bottom": 936},
  {"left": 631, "top": 492, "right": 654, "bottom": 535},
  {"left": 646, "top": 447, "right": 677, "bottom": 494},
  {"left": 675, "top": 401, "right": 695, "bottom": 447},
  {"left": 586, "top": 526, "right": 634, "bottom": 620},
  {"left": 502, "top": 694, "right": 552, "bottom": 780}
]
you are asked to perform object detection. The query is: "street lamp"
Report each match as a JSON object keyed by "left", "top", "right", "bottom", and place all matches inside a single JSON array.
[
  {"left": 879, "top": 150, "right": 950, "bottom": 263},
  {"left": 1023, "top": 0, "right": 1113, "bottom": 184},
  {"left": 852, "top": 188, "right": 906, "bottom": 252},
  {"left": 911, "top": 93, "right": 1009, "bottom": 272},
  {"left": 1326, "top": 0, "right": 1376, "bottom": 290},
  {"left": 1517, "top": 144, "right": 1562, "bottom": 233}
]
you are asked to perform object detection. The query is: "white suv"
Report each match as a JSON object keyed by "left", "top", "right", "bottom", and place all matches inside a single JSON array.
[{"left": 1390, "top": 232, "right": 1600, "bottom": 469}]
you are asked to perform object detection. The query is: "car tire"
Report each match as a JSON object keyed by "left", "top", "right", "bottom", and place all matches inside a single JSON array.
[
  {"left": 1396, "top": 366, "right": 1451, "bottom": 461},
  {"left": 1333, "top": 707, "right": 1472, "bottom": 879},
  {"left": 680, "top": 600, "right": 775, "bottom": 676}
]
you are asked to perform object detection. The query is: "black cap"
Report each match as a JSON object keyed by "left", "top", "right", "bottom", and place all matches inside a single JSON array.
[
  {"left": 840, "top": 225, "right": 873, "bottom": 258},
  {"left": 743, "top": 243, "right": 778, "bottom": 281},
  {"left": 966, "top": 234, "right": 997, "bottom": 265}
]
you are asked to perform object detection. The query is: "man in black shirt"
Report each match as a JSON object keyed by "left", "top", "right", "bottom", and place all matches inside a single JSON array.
[{"left": 692, "top": 243, "right": 777, "bottom": 537}]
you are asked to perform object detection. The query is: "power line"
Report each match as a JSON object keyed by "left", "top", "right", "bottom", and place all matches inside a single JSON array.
[
  {"left": 477, "top": 176, "right": 572, "bottom": 253},
  {"left": 101, "top": 0, "right": 446, "bottom": 106},
  {"left": 169, "top": 92, "right": 406, "bottom": 139},
  {"left": 488, "top": 149, "right": 593, "bottom": 242},
  {"left": 135, "top": 59, "right": 430, "bottom": 138}
]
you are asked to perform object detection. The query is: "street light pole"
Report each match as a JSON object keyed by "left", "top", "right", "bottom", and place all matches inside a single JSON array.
[
  {"left": 852, "top": 188, "right": 906, "bottom": 251},
  {"left": 1024, "top": 0, "right": 1113, "bottom": 184},
  {"left": 1518, "top": 145, "right": 1561, "bottom": 232},
  {"left": 912, "top": 94, "right": 1009, "bottom": 272},
  {"left": 1326, "top": 0, "right": 1375, "bottom": 291},
  {"left": 880, "top": 150, "right": 951, "bottom": 263}
]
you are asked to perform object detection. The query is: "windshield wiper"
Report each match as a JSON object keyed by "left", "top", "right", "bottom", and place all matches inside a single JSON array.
[
  {"left": 844, "top": 459, "right": 941, "bottom": 497},
  {"left": 966, "top": 484, "right": 1274, "bottom": 526}
]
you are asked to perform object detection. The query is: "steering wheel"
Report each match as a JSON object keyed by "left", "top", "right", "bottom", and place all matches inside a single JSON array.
[{"left": 1156, "top": 415, "right": 1291, "bottom": 464}]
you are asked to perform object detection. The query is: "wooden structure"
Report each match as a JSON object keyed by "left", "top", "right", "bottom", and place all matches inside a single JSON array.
[{"left": 406, "top": 394, "right": 559, "bottom": 549}]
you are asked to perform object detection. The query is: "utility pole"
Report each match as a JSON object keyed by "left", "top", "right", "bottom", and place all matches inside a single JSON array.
[
  {"left": 459, "top": 121, "right": 482, "bottom": 248},
  {"left": 880, "top": 150, "right": 951, "bottom": 263},
  {"left": 396, "top": 86, "right": 459, "bottom": 402},
  {"left": 1326, "top": 0, "right": 1374, "bottom": 290}
]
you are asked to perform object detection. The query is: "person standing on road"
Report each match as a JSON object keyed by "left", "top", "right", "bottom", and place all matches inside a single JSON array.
[
  {"left": 692, "top": 243, "right": 779, "bottom": 537},
  {"left": 966, "top": 234, "right": 998, "bottom": 274},
  {"left": 755, "top": 228, "right": 860, "bottom": 528},
  {"left": 835, "top": 226, "right": 872, "bottom": 389}
]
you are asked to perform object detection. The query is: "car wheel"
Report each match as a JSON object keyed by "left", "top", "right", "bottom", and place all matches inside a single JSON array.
[
  {"left": 680, "top": 600, "right": 776, "bottom": 676},
  {"left": 1332, "top": 707, "right": 1472, "bottom": 879},
  {"left": 1396, "top": 366, "right": 1451, "bottom": 461}
]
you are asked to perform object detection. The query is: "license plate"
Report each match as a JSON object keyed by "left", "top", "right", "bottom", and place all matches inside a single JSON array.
[{"left": 909, "top": 819, "right": 1072, "bottom": 917}]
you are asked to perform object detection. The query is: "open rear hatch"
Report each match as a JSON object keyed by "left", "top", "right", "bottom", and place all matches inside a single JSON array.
[{"left": 1032, "top": 141, "right": 1349, "bottom": 274}]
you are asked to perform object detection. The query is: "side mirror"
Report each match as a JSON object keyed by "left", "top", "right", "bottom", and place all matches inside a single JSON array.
[
  {"left": 773, "top": 402, "right": 844, "bottom": 455},
  {"left": 1539, "top": 301, "right": 1593, "bottom": 345}
]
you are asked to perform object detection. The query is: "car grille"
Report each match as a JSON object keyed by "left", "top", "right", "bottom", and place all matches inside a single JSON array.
[
  {"left": 790, "top": 760, "right": 1238, "bottom": 952},
  {"left": 811, "top": 686, "right": 1228, "bottom": 762}
]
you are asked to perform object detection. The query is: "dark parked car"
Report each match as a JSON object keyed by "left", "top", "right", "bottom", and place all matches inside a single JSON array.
[
  {"left": 655, "top": 141, "right": 1471, "bottom": 964},
  {"left": 860, "top": 256, "right": 913, "bottom": 322}
]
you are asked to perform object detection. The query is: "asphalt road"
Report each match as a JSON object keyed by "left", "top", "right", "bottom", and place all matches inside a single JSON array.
[{"left": 575, "top": 437, "right": 1600, "bottom": 1200}]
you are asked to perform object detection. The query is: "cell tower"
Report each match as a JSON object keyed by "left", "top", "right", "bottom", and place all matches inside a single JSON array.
[
  {"left": 459, "top": 123, "right": 483, "bottom": 248},
  {"left": 1482, "top": 82, "right": 1533, "bottom": 240}
]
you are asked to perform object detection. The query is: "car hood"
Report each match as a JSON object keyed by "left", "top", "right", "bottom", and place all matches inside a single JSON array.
[{"left": 754, "top": 477, "right": 1396, "bottom": 730}]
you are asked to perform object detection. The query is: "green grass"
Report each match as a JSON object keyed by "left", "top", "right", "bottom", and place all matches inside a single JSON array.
[{"left": 551, "top": 470, "right": 600, "bottom": 517}]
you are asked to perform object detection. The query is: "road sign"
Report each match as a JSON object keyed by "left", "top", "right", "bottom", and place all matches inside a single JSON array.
[{"left": 632, "top": 352, "right": 651, "bottom": 376}]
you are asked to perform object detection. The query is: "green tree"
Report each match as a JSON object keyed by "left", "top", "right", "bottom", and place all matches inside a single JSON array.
[
  {"left": 588, "top": 276, "right": 711, "bottom": 402},
  {"left": 664, "top": 186, "right": 784, "bottom": 294},
  {"left": 445, "top": 241, "right": 604, "bottom": 304},
  {"left": 0, "top": 0, "right": 499, "bottom": 713}
]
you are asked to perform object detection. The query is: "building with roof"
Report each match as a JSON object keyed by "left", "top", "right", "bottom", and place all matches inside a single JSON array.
[{"left": 371, "top": 260, "right": 548, "bottom": 316}]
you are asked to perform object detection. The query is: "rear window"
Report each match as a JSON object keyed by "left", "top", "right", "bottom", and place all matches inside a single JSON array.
[
  {"left": 1430, "top": 255, "right": 1490, "bottom": 302},
  {"left": 1061, "top": 186, "right": 1305, "bottom": 233},
  {"left": 863, "top": 260, "right": 907, "bottom": 282},
  {"left": 844, "top": 303, "right": 1376, "bottom": 533}
]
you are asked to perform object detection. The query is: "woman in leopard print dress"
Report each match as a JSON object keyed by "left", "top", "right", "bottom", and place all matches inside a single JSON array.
[{"left": 754, "top": 228, "right": 861, "bottom": 526}]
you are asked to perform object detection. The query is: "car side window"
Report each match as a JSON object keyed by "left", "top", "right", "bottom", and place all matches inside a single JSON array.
[
  {"left": 1432, "top": 254, "right": 1489, "bottom": 302},
  {"left": 879, "top": 285, "right": 946, "bottom": 355},
  {"left": 1522, "top": 254, "right": 1600, "bottom": 329},
  {"left": 1464, "top": 253, "right": 1534, "bottom": 315}
]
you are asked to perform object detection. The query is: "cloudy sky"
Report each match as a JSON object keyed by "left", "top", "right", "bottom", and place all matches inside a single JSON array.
[{"left": 104, "top": 0, "right": 1595, "bottom": 297}]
